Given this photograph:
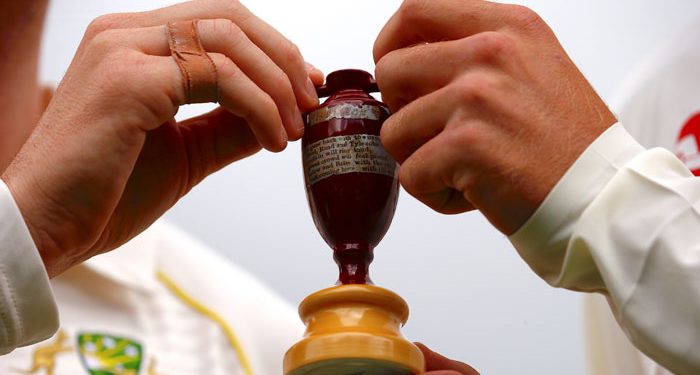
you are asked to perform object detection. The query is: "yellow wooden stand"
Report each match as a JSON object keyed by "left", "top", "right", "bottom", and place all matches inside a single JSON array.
[{"left": 283, "top": 284, "right": 425, "bottom": 375}]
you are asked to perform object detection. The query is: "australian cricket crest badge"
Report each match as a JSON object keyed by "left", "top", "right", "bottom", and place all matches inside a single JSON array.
[{"left": 77, "top": 333, "right": 143, "bottom": 375}]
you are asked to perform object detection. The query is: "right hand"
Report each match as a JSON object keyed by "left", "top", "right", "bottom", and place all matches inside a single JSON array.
[
  {"left": 416, "top": 343, "right": 480, "bottom": 375},
  {"left": 373, "top": 0, "right": 616, "bottom": 235},
  {"left": 1, "top": 0, "right": 323, "bottom": 277}
]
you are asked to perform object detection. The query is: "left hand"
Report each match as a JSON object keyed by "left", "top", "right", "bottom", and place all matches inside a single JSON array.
[
  {"left": 373, "top": 0, "right": 617, "bottom": 234},
  {"left": 416, "top": 343, "right": 480, "bottom": 375},
  {"left": 2, "top": 0, "right": 324, "bottom": 277}
]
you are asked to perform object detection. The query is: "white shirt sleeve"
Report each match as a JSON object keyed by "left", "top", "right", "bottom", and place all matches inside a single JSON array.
[
  {"left": 0, "top": 180, "right": 58, "bottom": 354},
  {"left": 510, "top": 123, "right": 700, "bottom": 375}
]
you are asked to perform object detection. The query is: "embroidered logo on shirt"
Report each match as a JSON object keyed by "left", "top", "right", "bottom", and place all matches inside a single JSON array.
[
  {"left": 77, "top": 333, "right": 143, "bottom": 375},
  {"left": 676, "top": 112, "right": 700, "bottom": 175},
  {"left": 12, "top": 330, "right": 72, "bottom": 375}
]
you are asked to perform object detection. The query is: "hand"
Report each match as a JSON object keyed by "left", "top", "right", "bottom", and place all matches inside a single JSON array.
[
  {"left": 2, "top": 0, "right": 323, "bottom": 277},
  {"left": 374, "top": 0, "right": 617, "bottom": 234},
  {"left": 416, "top": 343, "right": 480, "bottom": 375}
]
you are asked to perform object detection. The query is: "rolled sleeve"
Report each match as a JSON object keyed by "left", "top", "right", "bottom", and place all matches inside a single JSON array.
[
  {"left": 510, "top": 123, "right": 646, "bottom": 291},
  {"left": 0, "top": 180, "right": 58, "bottom": 354},
  {"left": 510, "top": 123, "right": 700, "bottom": 374}
]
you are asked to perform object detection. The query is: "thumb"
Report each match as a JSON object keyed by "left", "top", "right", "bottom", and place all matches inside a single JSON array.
[{"left": 176, "top": 106, "right": 262, "bottom": 185}]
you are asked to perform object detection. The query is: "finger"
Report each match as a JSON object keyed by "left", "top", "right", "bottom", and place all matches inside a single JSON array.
[
  {"left": 109, "top": 23, "right": 322, "bottom": 141},
  {"left": 381, "top": 68, "right": 510, "bottom": 163},
  {"left": 89, "top": 108, "right": 262, "bottom": 254},
  {"left": 374, "top": 0, "right": 510, "bottom": 62},
  {"left": 376, "top": 32, "right": 514, "bottom": 111},
  {"left": 207, "top": 53, "right": 287, "bottom": 151},
  {"left": 380, "top": 87, "right": 453, "bottom": 164},
  {"left": 100, "top": 26, "right": 288, "bottom": 152},
  {"left": 85, "top": 19, "right": 304, "bottom": 140},
  {"left": 379, "top": 61, "right": 542, "bottom": 222},
  {"left": 197, "top": 19, "right": 304, "bottom": 140},
  {"left": 399, "top": 127, "right": 475, "bottom": 215},
  {"left": 84, "top": 0, "right": 318, "bottom": 109},
  {"left": 306, "top": 62, "right": 325, "bottom": 86},
  {"left": 82, "top": 25, "right": 288, "bottom": 151},
  {"left": 150, "top": 53, "right": 286, "bottom": 151},
  {"left": 120, "top": 21, "right": 303, "bottom": 141},
  {"left": 415, "top": 343, "right": 480, "bottom": 375}
]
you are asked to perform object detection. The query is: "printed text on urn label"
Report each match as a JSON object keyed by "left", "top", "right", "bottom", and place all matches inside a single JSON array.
[{"left": 303, "top": 135, "right": 397, "bottom": 185}]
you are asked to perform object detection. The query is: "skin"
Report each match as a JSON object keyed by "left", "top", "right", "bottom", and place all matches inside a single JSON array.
[
  {"left": 374, "top": 0, "right": 617, "bottom": 235},
  {"left": 0, "top": 0, "right": 476, "bottom": 371},
  {"left": 417, "top": 343, "right": 480, "bottom": 375},
  {"left": 1, "top": 0, "right": 326, "bottom": 278},
  {"left": 0, "top": 1, "right": 48, "bottom": 171},
  {"left": 373, "top": 1, "right": 618, "bottom": 371}
]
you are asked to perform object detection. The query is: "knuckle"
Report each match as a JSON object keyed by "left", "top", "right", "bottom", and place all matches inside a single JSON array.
[
  {"left": 200, "top": 19, "right": 252, "bottom": 54},
  {"left": 259, "top": 93, "right": 278, "bottom": 116},
  {"left": 452, "top": 75, "right": 485, "bottom": 105},
  {"left": 452, "top": 173, "right": 475, "bottom": 200},
  {"left": 398, "top": 163, "right": 419, "bottom": 193},
  {"left": 398, "top": 160, "right": 436, "bottom": 206},
  {"left": 221, "top": 0, "right": 246, "bottom": 16},
  {"left": 470, "top": 31, "right": 515, "bottom": 62},
  {"left": 270, "top": 71, "right": 294, "bottom": 98},
  {"left": 506, "top": 5, "right": 546, "bottom": 32},
  {"left": 451, "top": 73, "right": 502, "bottom": 106},
  {"left": 87, "top": 28, "right": 124, "bottom": 54},
  {"left": 97, "top": 51, "right": 145, "bottom": 89},
  {"left": 206, "top": 18, "right": 243, "bottom": 41},
  {"left": 374, "top": 55, "right": 408, "bottom": 112},
  {"left": 210, "top": 53, "right": 240, "bottom": 83},
  {"left": 281, "top": 41, "right": 303, "bottom": 66},
  {"left": 85, "top": 13, "right": 130, "bottom": 40},
  {"left": 245, "top": 91, "right": 277, "bottom": 126},
  {"left": 74, "top": 48, "right": 176, "bottom": 123},
  {"left": 374, "top": 55, "right": 392, "bottom": 86},
  {"left": 386, "top": 97, "right": 410, "bottom": 114},
  {"left": 216, "top": 0, "right": 254, "bottom": 25},
  {"left": 446, "top": 123, "right": 480, "bottom": 150},
  {"left": 398, "top": 0, "right": 430, "bottom": 23},
  {"left": 86, "top": 15, "right": 114, "bottom": 38},
  {"left": 379, "top": 117, "right": 399, "bottom": 154}
]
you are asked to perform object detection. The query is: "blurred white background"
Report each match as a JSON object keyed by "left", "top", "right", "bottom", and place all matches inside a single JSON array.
[{"left": 41, "top": 1, "right": 700, "bottom": 374}]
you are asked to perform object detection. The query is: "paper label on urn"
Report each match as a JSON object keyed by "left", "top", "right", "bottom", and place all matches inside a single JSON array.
[
  {"left": 307, "top": 103, "right": 385, "bottom": 127},
  {"left": 304, "top": 134, "right": 398, "bottom": 185}
]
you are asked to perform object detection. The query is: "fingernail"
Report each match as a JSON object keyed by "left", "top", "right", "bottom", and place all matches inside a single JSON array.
[
  {"left": 292, "top": 106, "right": 305, "bottom": 139},
  {"left": 296, "top": 106, "right": 305, "bottom": 130},
  {"left": 276, "top": 126, "right": 289, "bottom": 151},
  {"left": 305, "top": 78, "right": 319, "bottom": 107}
]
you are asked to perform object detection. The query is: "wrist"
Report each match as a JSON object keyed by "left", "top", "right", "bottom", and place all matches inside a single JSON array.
[
  {"left": 509, "top": 123, "right": 645, "bottom": 289},
  {"left": 2, "top": 166, "right": 64, "bottom": 278}
]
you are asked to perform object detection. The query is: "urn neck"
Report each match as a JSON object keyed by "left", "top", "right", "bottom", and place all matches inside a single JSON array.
[{"left": 316, "top": 69, "right": 379, "bottom": 98}]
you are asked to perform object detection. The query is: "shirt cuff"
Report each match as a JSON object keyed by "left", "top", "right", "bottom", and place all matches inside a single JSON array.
[
  {"left": 0, "top": 180, "right": 58, "bottom": 354},
  {"left": 509, "top": 123, "right": 646, "bottom": 291}
]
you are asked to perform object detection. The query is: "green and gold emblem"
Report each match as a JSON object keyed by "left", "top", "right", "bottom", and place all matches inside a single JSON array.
[{"left": 77, "top": 333, "right": 143, "bottom": 375}]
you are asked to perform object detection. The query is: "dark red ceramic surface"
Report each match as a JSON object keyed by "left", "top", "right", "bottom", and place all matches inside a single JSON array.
[{"left": 302, "top": 70, "right": 399, "bottom": 285}]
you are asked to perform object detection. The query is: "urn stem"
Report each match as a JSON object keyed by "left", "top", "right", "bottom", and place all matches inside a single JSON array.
[{"left": 333, "top": 243, "right": 374, "bottom": 285}]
